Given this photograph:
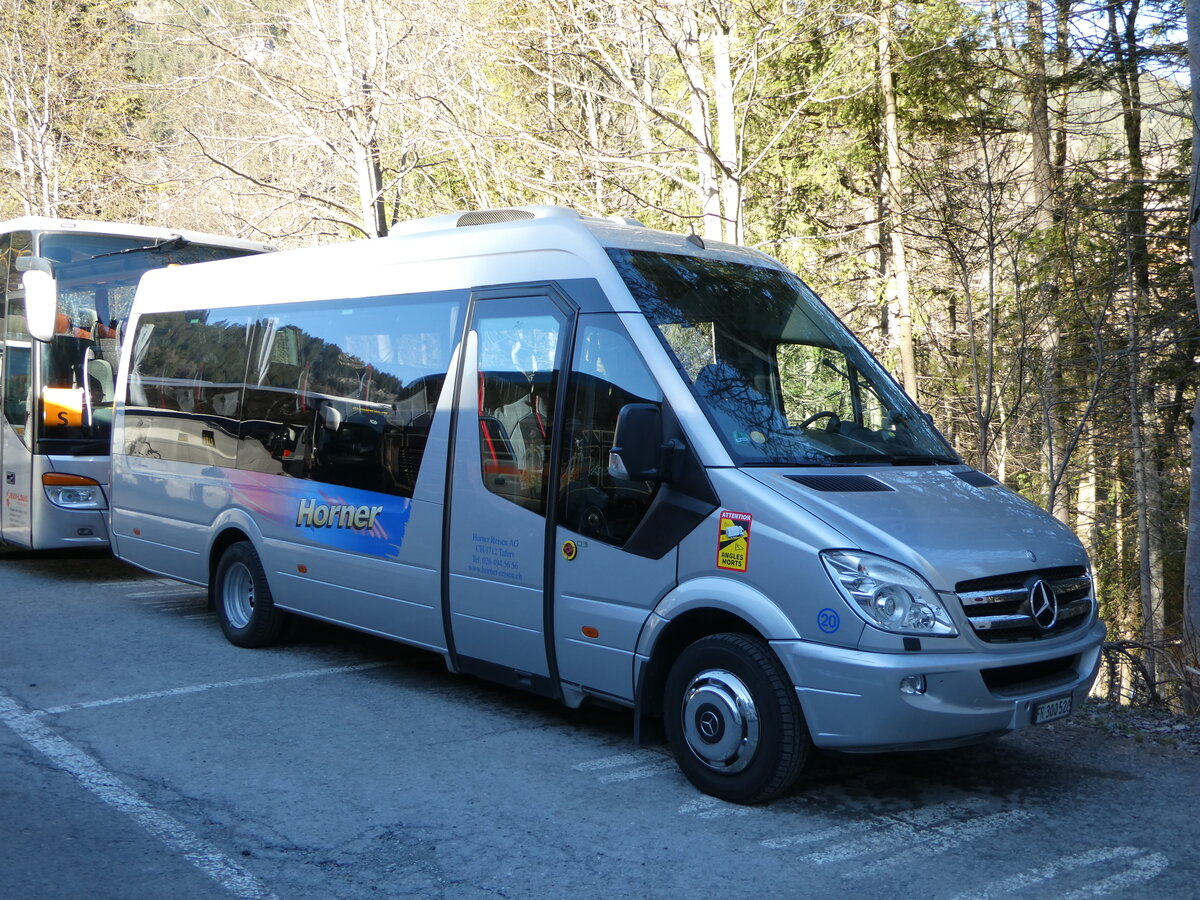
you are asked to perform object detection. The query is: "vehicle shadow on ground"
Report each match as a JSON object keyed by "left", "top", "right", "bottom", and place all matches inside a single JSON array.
[{"left": 286, "top": 616, "right": 1117, "bottom": 811}]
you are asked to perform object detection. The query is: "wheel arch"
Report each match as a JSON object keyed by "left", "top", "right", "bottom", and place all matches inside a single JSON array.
[
  {"left": 634, "top": 607, "right": 762, "bottom": 735},
  {"left": 204, "top": 511, "right": 263, "bottom": 607},
  {"left": 632, "top": 576, "right": 802, "bottom": 740}
]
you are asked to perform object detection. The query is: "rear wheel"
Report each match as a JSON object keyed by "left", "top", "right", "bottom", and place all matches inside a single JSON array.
[
  {"left": 663, "top": 632, "right": 810, "bottom": 804},
  {"left": 213, "top": 542, "right": 288, "bottom": 648}
]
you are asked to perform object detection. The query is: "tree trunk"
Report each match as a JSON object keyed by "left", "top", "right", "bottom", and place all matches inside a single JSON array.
[
  {"left": 1113, "top": 0, "right": 1164, "bottom": 688},
  {"left": 1026, "top": 0, "right": 1064, "bottom": 515},
  {"left": 879, "top": 0, "right": 918, "bottom": 400},
  {"left": 679, "top": 9, "right": 721, "bottom": 240},
  {"left": 1182, "top": 0, "right": 1200, "bottom": 712},
  {"left": 711, "top": 11, "right": 740, "bottom": 244}
]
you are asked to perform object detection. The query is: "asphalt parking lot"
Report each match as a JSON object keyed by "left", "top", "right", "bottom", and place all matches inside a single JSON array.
[{"left": 2, "top": 549, "right": 1198, "bottom": 899}]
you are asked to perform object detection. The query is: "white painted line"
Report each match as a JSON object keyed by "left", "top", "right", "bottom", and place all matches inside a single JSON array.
[
  {"left": 762, "top": 798, "right": 988, "bottom": 852},
  {"left": 597, "top": 760, "right": 679, "bottom": 783},
  {"left": 762, "top": 819, "right": 878, "bottom": 849},
  {"left": 851, "top": 808, "right": 1032, "bottom": 875},
  {"left": 1058, "top": 850, "right": 1169, "bottom": 899},
  {"left": 954, "top": 846, "right": 1169, "bottom": 899},
  {"left": 99, "top": 578, "right": 188, "bottom": 589},
  {"left": 572, "top": 750, "right": 665, "bottom": 772},
  {"left": 0, "top": 690, "right": 277, "bottom": 900},
  {"left": 678, "top": 795, "right": 756, "bottom": 818},
  {"left": 36, "top": 662, "right": 394, "bottom": 716},
  {"left": 129, "top": 588, "right": 206, "bottom": 599}
]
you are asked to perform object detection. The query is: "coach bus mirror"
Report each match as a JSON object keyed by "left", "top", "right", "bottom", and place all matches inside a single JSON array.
[
  {"left": 609, "top": 403, "right": 666, "bottom": 483},
  {"left": 22, "top": 269, "right": 58, "bottom": 344}
]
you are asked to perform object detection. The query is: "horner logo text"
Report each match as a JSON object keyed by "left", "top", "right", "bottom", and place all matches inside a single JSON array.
[{"left": 296, "top": 499, "right": 384, "bottom": 530}]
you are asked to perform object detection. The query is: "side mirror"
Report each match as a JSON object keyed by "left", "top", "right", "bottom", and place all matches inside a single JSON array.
[
  {"left": 609, "top": 403, "right": 668, "bottom": 482},
  {"left": 22, "top": 268, "right": 58, "bottom": 343}
]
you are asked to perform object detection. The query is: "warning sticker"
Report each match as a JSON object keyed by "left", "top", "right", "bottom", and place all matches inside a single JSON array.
[{"left": 716, "top": 510, "right": 752, "bottom": 572}]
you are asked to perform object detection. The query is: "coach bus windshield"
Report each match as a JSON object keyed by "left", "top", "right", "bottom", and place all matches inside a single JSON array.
[
  {"left": 36, "top": 237, "right": 261, "bottom": 456},
  {"left": 607, "top": 248, "right": 958, "bottom": 467}
]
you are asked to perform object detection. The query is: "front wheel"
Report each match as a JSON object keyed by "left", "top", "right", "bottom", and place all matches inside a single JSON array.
[
  {"left": 213, "top": 542, "right": 288, "bottom": 648},
  {"left": 663, "top": 632, "right": 810, "bottom": 804}
]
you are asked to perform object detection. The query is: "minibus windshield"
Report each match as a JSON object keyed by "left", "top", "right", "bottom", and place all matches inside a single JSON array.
[{"left": 608, "top": 248, "right": 958, "bottom": 467}]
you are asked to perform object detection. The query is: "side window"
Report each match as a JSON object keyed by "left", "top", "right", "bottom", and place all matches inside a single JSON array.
[
  {"left": 5, "top": 230, "right": 31, "bottom": 294},
  {"left": 124, "top": 310, "right": 254, "bottom": 466},
  {"left": 558, "top": 318, "right": 662, "bottom": 546},
  {"left": 2, "top": 339, "right": 31, "bottom": 447},
  {"left": 475, "top": 304, "right": 565, "bottom": 515},
  {"left": 240, "top": 294, "right": 462, "bottom": 496},
  {"left": 3, "top": 234, "right": 33, "bottom": 447}
]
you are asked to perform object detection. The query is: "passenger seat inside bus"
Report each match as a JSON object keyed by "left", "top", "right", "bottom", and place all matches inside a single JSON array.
[{"left": 87, "top": 358, "right": 114, "bottom": 403}]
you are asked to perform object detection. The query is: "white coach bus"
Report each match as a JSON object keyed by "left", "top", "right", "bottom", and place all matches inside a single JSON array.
[
  {"left": 93, "top": 207, "right": 1103, "bottom": 802},
  {"left": 2, "top": 217, "right": 271, "bottom": 549}
]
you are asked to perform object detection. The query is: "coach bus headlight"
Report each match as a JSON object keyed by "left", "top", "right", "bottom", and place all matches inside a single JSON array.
[
  {"left": 821, "top": 550, "right": 957, "bottom": 637},
  {"left": 42, "top": 473, "right": 106, "bottom": 510}
]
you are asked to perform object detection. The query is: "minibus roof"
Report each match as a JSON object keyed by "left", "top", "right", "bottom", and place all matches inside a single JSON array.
[{"left": 131, "top": 205, "right": 786, "bottom": 316}]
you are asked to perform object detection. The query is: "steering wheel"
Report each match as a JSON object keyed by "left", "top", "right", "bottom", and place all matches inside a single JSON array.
[{"left": 799, "top": 410, "right": 841, "bottom": 430}]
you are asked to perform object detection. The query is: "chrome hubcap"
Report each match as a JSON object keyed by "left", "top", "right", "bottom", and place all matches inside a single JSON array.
[
  {"left": 680, "top": 668, "right": 759, "bottom": 774},
  {"left": 221, "top": 561, "right": 255, "bottom": 629}
]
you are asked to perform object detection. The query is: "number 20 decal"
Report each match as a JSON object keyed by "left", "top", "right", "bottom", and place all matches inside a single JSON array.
[{"left": 817, "top": 608, "right": 840, "bottom": 634}]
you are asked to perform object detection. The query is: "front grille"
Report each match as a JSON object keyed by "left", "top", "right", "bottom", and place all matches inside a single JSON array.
[
  {"left": 956, "top": 566, "right": 1092, "bottom": 643},
  {"left": 981, "top": 654, "right": 1079, "bottom": 696}
]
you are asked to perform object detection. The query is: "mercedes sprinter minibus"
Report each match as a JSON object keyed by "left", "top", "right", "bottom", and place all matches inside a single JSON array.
[{"left": 94, "top": 207, "right": 1103, "bottom": 803}]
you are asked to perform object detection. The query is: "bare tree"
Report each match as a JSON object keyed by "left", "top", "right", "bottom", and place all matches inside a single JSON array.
[
  {"left": 457, "top": 0, "right": 868, "bottom": 241},
  {"left": 137, "top": 0, "right": 466, "bottom": 239},
  {"left": 0, "top": 0, "right": 144, "bottom": 218}
]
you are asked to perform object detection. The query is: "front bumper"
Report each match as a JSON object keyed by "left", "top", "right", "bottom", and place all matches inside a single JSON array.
[{"left": 773, "top": 619, "right": 1106, "bottom": 751}]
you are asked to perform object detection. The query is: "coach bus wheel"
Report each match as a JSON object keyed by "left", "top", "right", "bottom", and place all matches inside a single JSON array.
[
  {"left": 663, "top": 632, "right": 810, "bottom": 804},
  {"left": 214, "top": 542, "right": 288, "bottom": 648}
]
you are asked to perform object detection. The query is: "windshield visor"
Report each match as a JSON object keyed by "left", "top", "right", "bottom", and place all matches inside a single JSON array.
[{"left": 607, "top": 248, "right": 957, "bottom": 466}]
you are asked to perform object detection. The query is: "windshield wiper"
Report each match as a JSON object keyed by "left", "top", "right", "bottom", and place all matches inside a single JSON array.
[
  {"left": 883, "top": 454, "right": 959, "bottom": 465},
  {"left": 88, "top": 236, "right": 189, "bottom": 260}
]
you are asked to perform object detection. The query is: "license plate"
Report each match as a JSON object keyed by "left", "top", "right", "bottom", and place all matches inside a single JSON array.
[{"left": 1033, "top": 695, "right": 1072, "bottom": 725}]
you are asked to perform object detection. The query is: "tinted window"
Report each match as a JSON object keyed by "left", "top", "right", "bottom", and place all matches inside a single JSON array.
[
  {"left": 240, "top": 294, "right": 463, "bottom": 496},
  {"left": 124, "top": 310, "right": 254, "bottom": 466},
  {"left": 474, "top": 301, "right": 566, "bottom": 515},
  {"left": 2, "top": 234, "right": 32, "bottom": 448},
  {"left": 558, "top": 318, "right": 661, "bottom": 545}
]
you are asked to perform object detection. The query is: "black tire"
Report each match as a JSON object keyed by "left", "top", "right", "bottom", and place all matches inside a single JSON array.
[
  {"left": 212, "top": 542, "right": 288, "bottom": 648},
  {"left": 663, "top": 632, "right": 810, "bottom": 804}
]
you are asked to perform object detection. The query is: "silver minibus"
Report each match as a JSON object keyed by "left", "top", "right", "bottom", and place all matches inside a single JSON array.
[{"left": 91, "top": 207, "right": 1103, "bottom": 802}]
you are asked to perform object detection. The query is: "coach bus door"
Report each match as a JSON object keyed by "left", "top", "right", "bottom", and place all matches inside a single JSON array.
[
  {"left": 445, "top": 289, "right": 574, "bottom": 697},
  {"left": 1, "top": 329, "right": 34, "bottom": 547}
]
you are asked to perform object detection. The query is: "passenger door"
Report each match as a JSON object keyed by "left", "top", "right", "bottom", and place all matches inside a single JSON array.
[
  {"left": 551, "top": 316, "right": 677, "bottom": 703},
  {"left": 1, "top": 330, "right": 33, "bottom": 546},
  {"left": 445, "top": 289, "right": 574, "bottom": 695}
]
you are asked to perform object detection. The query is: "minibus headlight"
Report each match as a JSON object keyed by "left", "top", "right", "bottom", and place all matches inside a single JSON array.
[
  {"left": 42, "top": 473, "right": 106, "bottom": 510},
  {"left": 820, "top": 551, "right": 957, "bottom": 637}
]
